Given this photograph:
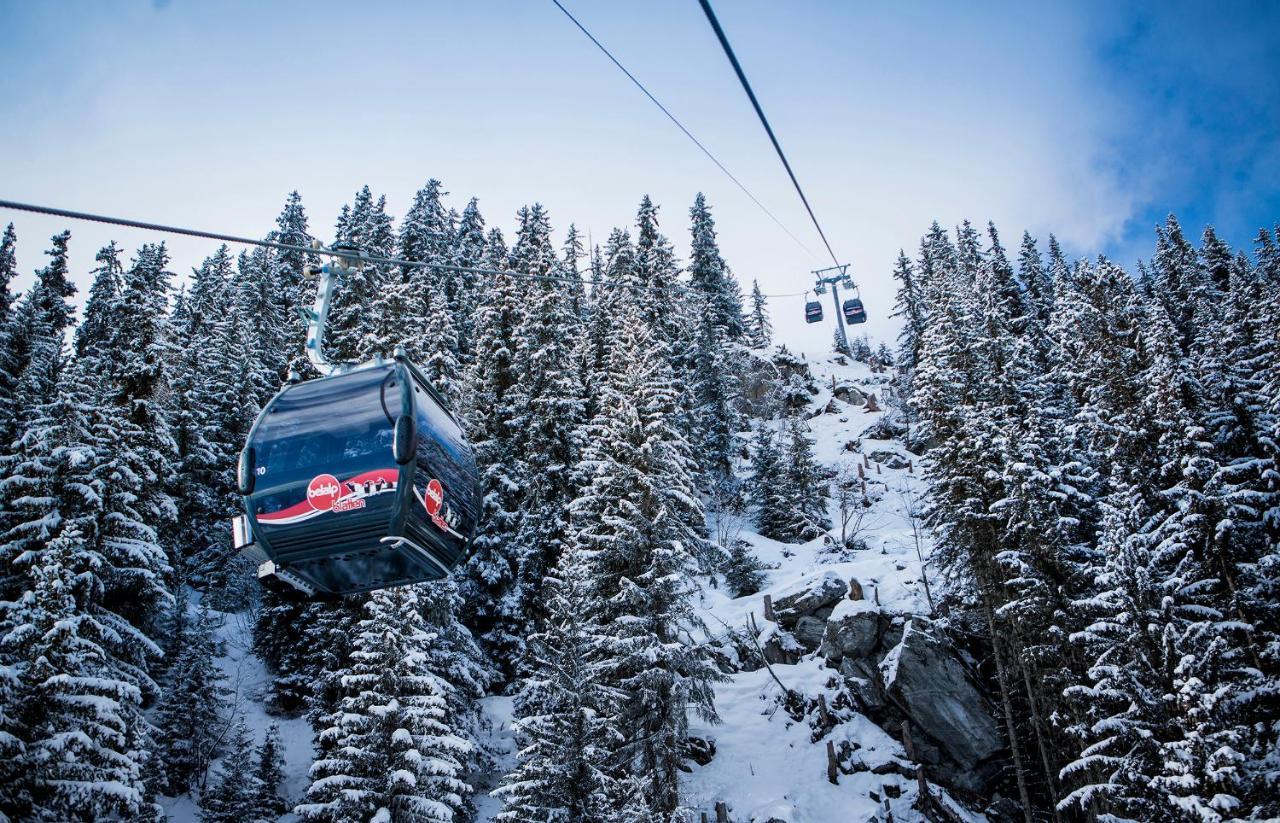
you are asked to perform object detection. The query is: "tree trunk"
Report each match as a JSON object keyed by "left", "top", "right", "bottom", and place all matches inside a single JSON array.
[{"left": 983, "top": 593, "right": 1035, "bottom": 823}]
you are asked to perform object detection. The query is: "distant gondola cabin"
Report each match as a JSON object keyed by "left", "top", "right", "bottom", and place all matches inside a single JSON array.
[
  {"left": 805, "top": 300, "right": 824, "bottom": 323},
  {"left": 842, "top": 298, "right": 867, "bottom": 325}
]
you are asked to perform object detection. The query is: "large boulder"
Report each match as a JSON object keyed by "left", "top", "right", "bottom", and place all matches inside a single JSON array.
[
  {"left": 772, "top": 572, "right": 848, "bottom": 628},
  {"left": 880, "top": 621, "right": 1003, "bottom": 782},
  {"left": 820, "top": 600, "right": 881, "bottom": 662},
  {"left": 793, "top": 615, "right": 827, "bottom": 650}
]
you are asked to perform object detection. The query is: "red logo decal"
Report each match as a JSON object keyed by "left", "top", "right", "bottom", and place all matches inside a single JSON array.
[
  {"left": 424, "top": 479, "right": 444, "bottom": 516},
  {"left": 307, "top": 474, "right": 343, "bottom": 511}
]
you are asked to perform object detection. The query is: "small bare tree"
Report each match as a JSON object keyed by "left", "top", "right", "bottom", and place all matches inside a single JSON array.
[{"left": 831, "top": 462, "right": 870, "bottom": 552}]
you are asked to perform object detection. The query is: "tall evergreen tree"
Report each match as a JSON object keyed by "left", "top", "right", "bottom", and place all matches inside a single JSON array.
[
  {"left": 297, "top": 586, "right": 472, "bottom": 823},
  {"left": 744, "top": 278, "right": 772, "bottom": 349}
]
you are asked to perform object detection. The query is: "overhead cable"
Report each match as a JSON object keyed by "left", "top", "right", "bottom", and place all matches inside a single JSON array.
[
  {"left": 549, "top": 0, "right": 814, "bottom": 259},
  {"left": 696, "top": 0, "right": 841, "bottom": 267}
]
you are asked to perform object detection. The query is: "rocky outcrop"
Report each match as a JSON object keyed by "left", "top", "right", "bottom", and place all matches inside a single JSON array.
[
  {"left": 772, "top": 572, "right": 848, "bottom": 627},
  {"left": 867, "top": 449, "right": 911, "bottom": 470},
  {"left": 880, "top": 621, "right": 1003, "bottom": 791},
  {"left": 820, "top": 602, "right": 881, "bottom": 661},
  {"left": 809, "top": 598, "right": 1005, "bottom": 797}
]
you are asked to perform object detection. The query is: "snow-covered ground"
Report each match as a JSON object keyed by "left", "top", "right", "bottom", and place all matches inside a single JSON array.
[{"left": 679, "top": 351, "right": 940, "bottom": 822}]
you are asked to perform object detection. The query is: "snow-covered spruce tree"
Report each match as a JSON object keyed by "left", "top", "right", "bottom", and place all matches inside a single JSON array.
[
  {"left": 329, "top": 186, "right": 396, "bottom": 363},
  {"left": 253, "top": 722, "right": 288, "bottom": 820},
  {"left": 569, "top": 300, "right": 720, "bottom": 816},
  {"left": 167, "top": 247, "right": 248, "bottom": 589},
  {"left": 749, "top": 424, "right": 788, "bottom": 540},
  {"left": 723, "top": 539, "right": 767, "bottom": 598},
  {"left": 74, "top": 241, "right": 125, "bottom": 364},
  {"left": 1017, "top": 231, "right": 1053, "bottom": 333},
  {"left": 500, "top": 204, "right": 588, "bottom": 674},
  {"left": 0, "top": 222, "right": 15, "bottom": 321},
  {"left": 690, "top": 292, "right": 740, "bottom": 481},
  {"left": 687, "top": 192, "right": 745, "bottom": 340},
  {"left": 420, "top": 275, "right": 465, "bottom": 410},
  {"left": 413, "top": 577, "right": 495, "bottom": 778},
  {"left": 451, "top": 196, "right": 488, "bottom": 361},
  {"left": 744, "top": 278, "right": 772, "bottom": 349},
  {"left": 457, "top": 228, "right": 527, "bottom": 678},
  {"left": 583, "top": 228, "right": 635, "bottom": 381},
  {"left": 153, "top": 607, "right": 228, "bottom": 795},
  {"left": 271, "top": 190, "right": 315, "bottom": 329},
  {"left": 774, "top": 417, "right": 830, "bottom": 542},
  {"left": 1, "top": 527, "right": 154, "bottom": 821},
  {"left": 0, "top": 230, "right": 77, "bottom": 455},
  {"left": 200, "top": 717, "right": 261, "bottom": 823},
  {"left": 297, "top": 586, "right": 472, "bottom": 823},
  {"left": 494, "top": 550, "right": 622, "bottom": 822},
  {"left": 230, "top": 246, "right": 290, "bottom": 405}
]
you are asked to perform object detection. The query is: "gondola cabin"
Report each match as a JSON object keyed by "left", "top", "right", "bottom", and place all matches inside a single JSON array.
[
  {"left": 805, "top": 300, "right": 824, "bottom": 323},
  {"left": 232, "top": 355, "right": 479, "bottom": 596},
  {"left": 842, "top": 298, "right": 867, "bottom": 325}
]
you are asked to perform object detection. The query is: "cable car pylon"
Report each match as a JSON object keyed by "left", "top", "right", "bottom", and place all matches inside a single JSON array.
[{"left": 808, "top": 264, "right": 865, "bottom": 349}]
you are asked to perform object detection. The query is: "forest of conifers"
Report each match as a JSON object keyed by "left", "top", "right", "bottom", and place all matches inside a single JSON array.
[{"left": 0, "top": 178, "right": 1276, "bottom": 822}]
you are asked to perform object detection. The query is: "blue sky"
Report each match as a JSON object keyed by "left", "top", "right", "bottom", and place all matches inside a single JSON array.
[{"left": 0, "top": 0, "right": 1276, "bottom": 349}]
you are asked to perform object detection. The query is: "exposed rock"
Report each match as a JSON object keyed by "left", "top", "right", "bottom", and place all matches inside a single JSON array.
[
  {"left": 772, "top": 572, "right": 848, "bottom": 628},
  {"left": 860, "top": 414, "right": 908, "bottom": 441},
  {"left": 832, "top": 382, "right": 867, "bottom": 405},
  {"left": 867, "top": 449, "right": 911, "bottom": 470},
  {"left": 840, "top": 657, "right": 887, "bottom": 711},
  {"left": 759, "top": 626, "right": 801, "bottom": 665},
  {"left": 793, "top": 615, "right": 826, "bottom": 650},
  {"left": 820, "top": 603, "right": 881, "bottom": 662},
  {"left": 880, "top": 622, "right": 1003, "bottom": 779},
  {"left": 684, "top": 736, "right": 716, "bottom": 767}
]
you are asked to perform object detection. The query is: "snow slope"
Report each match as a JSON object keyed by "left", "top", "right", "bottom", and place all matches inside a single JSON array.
[{"left": 679, "top": 351, "right": 944, "bottom": 823}]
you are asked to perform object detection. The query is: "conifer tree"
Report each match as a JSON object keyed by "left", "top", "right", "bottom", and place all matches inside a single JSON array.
[
  {"left": 153, "top": 608, "right": 228, "bottom": 794},
  {"left": 458, "top": 230, "right": 527, "bottom": 674},
  {"left": 2, "top": 527, "right": 153, "bottom": 821},
  {"left": 253, "top": 722, "right": 288, "bottom": 820},
  {"left": 494, "top": 552, "right": 621, "bottom": 822},
  {"left": 687, "top": 193, "right": 744, "bottom": 340},
  {"left": 297, "top": 586, "right": 472, "bottom": 823},
  {"left": 0, "top": 222, "right": 15, "bottom": 321},
  {"left": 200, "top": 718, "right": 260, "bottom": 823},
  {"left": 569, "top": 301, "right": 719, "bottom": 815},
  {"left": 744, "top": 278, "right": 772, "bottom": 349}
]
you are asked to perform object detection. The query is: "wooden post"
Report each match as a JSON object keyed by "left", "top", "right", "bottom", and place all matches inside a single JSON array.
[
  {"left": 701, "top": 814, "right": 709, "bottom": 823},
  {"left": 907, "top": 459, "right": 913, "bottom": 474},
  {"left": 848, "top": 578, "right": 864, "bottom": 601},
  {"left": 826, "top": 740, "right": 839, "bottom": 784},
  {"left": 902, "top": 722, "right": 931, "bottom": 816},
  {"left": 763, "top": 594, "right": 775, "bottom": 622},
  {"left": 715, "top": 801, "right": 729, "bottom": 823},
  {"left": 857, "top": 463, "right": 865, "bottom": 479},
  {"left": 873, "top": 585, "right": 880, "bottom": 606},
  {"left": 861, "top": 478, "right": 867, "bottom": 495},
  {"left": 876, "top": 462, "right": 881, "bottom": 475},
  {"left": 817, "top": 693, "right": 832, "bottom": 726}
]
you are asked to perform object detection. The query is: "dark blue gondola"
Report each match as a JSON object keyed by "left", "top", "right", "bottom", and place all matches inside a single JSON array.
[
  {"left": 231, "top": 248, "right": 478, "bottom": 596},
  {"left": 805, "top": 300, "right": 824, "bottom": 323},
  {"left": 842, "top": 297, "right": 867, "bottom": 325},
  {"left": 233, "top": 356, "right": 478, "bottom": 595}
]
